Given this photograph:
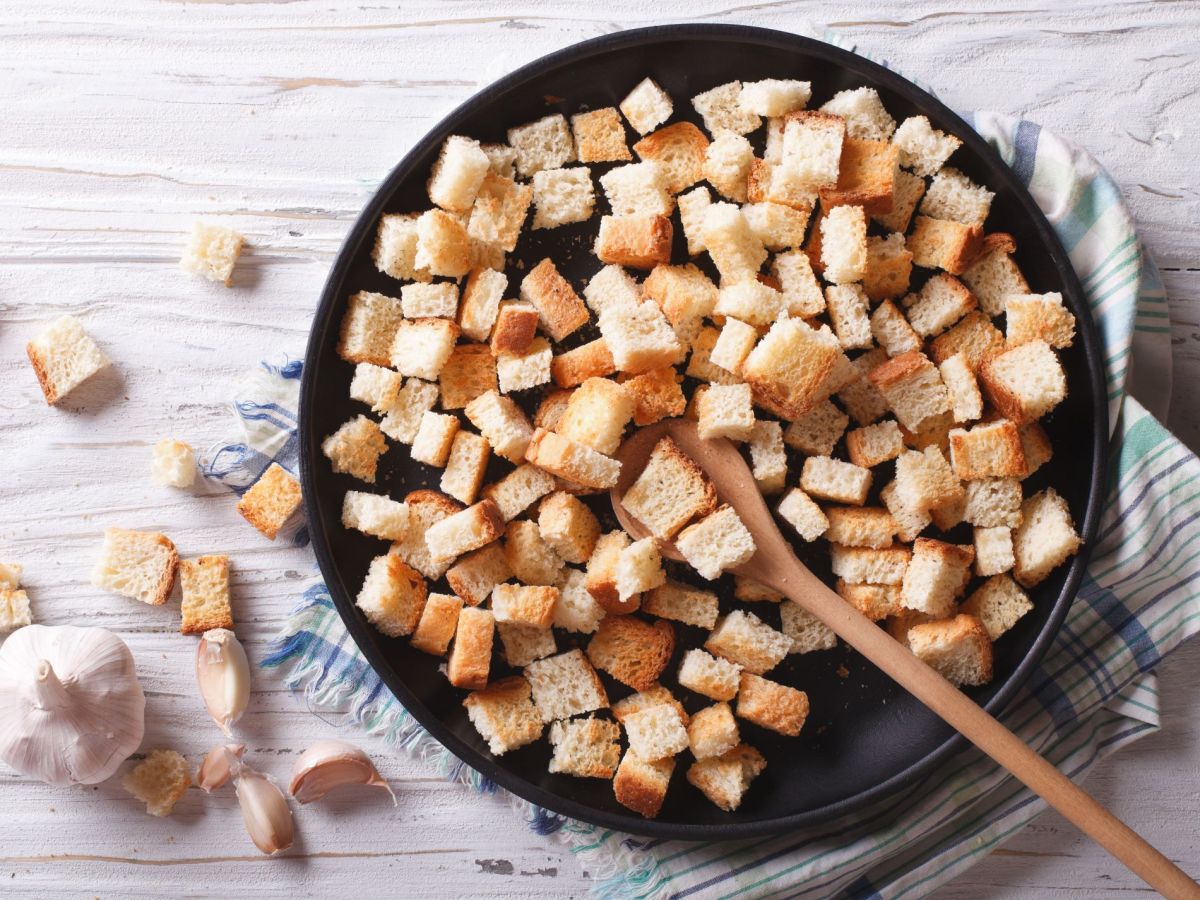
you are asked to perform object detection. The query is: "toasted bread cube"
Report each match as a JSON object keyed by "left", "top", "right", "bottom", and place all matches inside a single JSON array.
[
  {"left": 705, "top": 610, "right": 790, "bottom": 675},
  {"left": 457, "top": 268, "right": 507, "bottom": 342},
  {"left": 680, "top": 703, "right": 740, "bottom": 762},
  {"left": 908, "top": 613, "right": 993, "bottom": 686},
  {"left": 964, "top": 478, "right": 1023, "bottom": 529},
  {"left": 438, "top": 344, "right": 496, "bottom": 411},
  {"left": 973, "top": 526, "right": 1015, "bottom": 577},
  {"left": 349, "top": 363, "right": 402, "bottom": 414},
  {"left": 26, "top": 315, "right": 112, "bottom": 405},
  {"left": 962, "top": 234, "right": 1030, "bottom": 316},
  {"left": 892, "top": 115, "right": 961, "bottom": 176},
  {"left": 531, "top": 166, "right": 596, "bottom": 230},
  {"left": 819, "top": 137, "right": 898, "bottom": 215},
  {"left": 643, "top": 581, "right": 719, "bottom": 630},
  {"left": 800, "top": 456, "right": 872, "bottom": 505},
  {"left": 587, "top": 615, "right": 675, "bottom": 691},
  {"left": 747, "top": 421, "right": 788, "bottom": 494},
  {"left": 825, "top": 284, "right": 872, "bottom": 349},
  {"left": 743, "top": 318, "right": 842, "bottom": 419},
  {"left": 961, "top": 574, "right": 1032, "bottom": 640},
  {"left": 356, "top": 554, "right": 427, "bottom": 637},
  {"left": 615, "top": 538, "right": 665, "bottom": 602},
  {"left": 949, "top": 419, "right": 1027, "bottom": 480},
  {"left": 400, "top": 282, "right": 457, "bottom": 320},
  {"left": 551, "top": 568, "right": 605, "bottom": 633},
  {"left": 463, "top": 676, "right": 544, "bottom": 755},
  {"left": 0, "top": 563, "right": 21, "bottom": 591},
  {"left": 900, "top": 538, "right": 974, "bottom": 617},
  {"left": 620, "top": 77, "right": 672, "bottom": 135},
  {"left": 583, "top": 264, "right": 640, "bottom": 316},
  {"left": 678, "top": 648, "right": 742, "bottom": 701},
  {"left": 489, "top": 301, "right": 539, "bottom": 356},
  {"left": 644, "top": 264, "right": 718, "bottom": 326},
  {"left": 372, "top": 212, "right": 430, "bottom": 282},
  {"left": 1006, "top": 292, "right": 1076, "bottom": 349},
  {"left": 525, "top": 428, "right": 621, "bottom": 490},
  {"left": 677, "top": 506, "right": 756, "bottom": 580},
  {"left": 702, "top": 202, "right": 767, "bottom": 283},
  {"left": 390, "top": 317, "right": 459, "bottom": 381},
  {"left": 782, "top": 399, "right": 848, "bottom": 456},
  {"left": 634, "top": 122, "right": 709, "bottom": 194},
  {"left": 687, "top": 744, "right": 767, "bottom": 812},
  {"left": 776, "top": 487, "right": 829, "bottom": 542},
  {"left": 571, "top": 106, "right": 631, "bottom": 163},
  {"left": 176, "top": 555, "right": 233, "bottom": 634},
  {"left": 978, "top": 340, "right": 1067, "bottom": 425},
  {"left": 0, "top": 589, "right": 32, "bottom": 632},
  {"left": 614, "top": 751, "right": 674, "bottom": 819},
  {"left": 747, "top": 156, "right": 818, "bottom": 210},
  {"left": 410, "top": 592, "right": 464, "bottom": 656},
  {"left": 503, "top": 519, "right": 565, "bottom": 587},
  {"left": 447, "top": 606, "right": 494, "bottom": 690},
  {"left": 535, "top": 391, "right": 575, "bottom": 433},
  {"left": 550, "top": 338, "right": 615, "bottom": 389},
  {"left": 837, "top": 580, "right": 902, "bottom": 620},
  {"left": 780, "top": 110, "right": 845, "bottom": 187},
  {"left": 594, "top": 214, "right": 673, "bottom": 269},
  {"left": 779, "top": 599, "right": 837, "bottom": 653},
  {"left": 685, "top": 326, "right": 739, "bottom": 386},
  {"left": 892, "top": 445, "right": 964, "bottom": 515},
  {"left": 697, "top": 383, "right": 755, "bottom": 441},
  {"left": 881, "top": 480, "right": 932, "bottom": 542},
  {"left": 732, "top": 577, "right": 782, "bottom": 604},
  {"left": 410, "top": 411, "right": 460, "bottom": 467},
  {"left": 740, "top": 78, "right": 811, "bottom": 116},
  {"left": 466, "top": 173, "right": 532, "bottom": 254},
  {"left": 624, "top": 703, "right": 690, "bottom": 762},
  {"left": 507, "top": 113, "right": 575, "bottom": 177},
  {"left": 465, "top": 390, "right": 532, "bottom": 464},
  {"left": 535, "top": 492, "right": 599, "bottom": 565},
  {"left": 600, "top": 161, "right": 673, "bottom": 217},
  {"left": 868, "top": 350, "right": 952, "bottom": 433},
  {"left": 427, "top": 135, "right": 489, "bottom": 212},
  {"left": 151, "top": 439, "right": 196, "bottom": 488},
  {"left": 767, "top": 251, "right": 821, "bottom": 319},
  {"left": 908, "top": 216, "right": 984, "bottom": 275},
  {"left": 820, "top": 86, "right": 894, "bottom": 139},
  {"left": 825, "top": 507, "right": 898, "bottom": 549},
  {"left": 237, "top": 463, "right": 303, "bottom": 539},
  {"left": 414, "top": 209, "right": 471, "bottom": 278},
  {"left": 861, "top": 232, "right": 913, "bottom": 301},
  {"left": 491, "top": 583, "right": 559, "bottom": 629},
  {"left": 831, "top": 544, "right": 911, "bottom": 585},
  {"left": 929, "top": 313, "right": 1005, "bottom": 375},
  {"left": 921, "top": 167, "right": 993, "bottom": 227},
  {"left": 845, "top": 420, "right": 904, "bottom": 469},
  {"left": 554, "top": 377, "right": 635, "bottom": 456},
  {"left": 736, "top": 673, "right": 808, "bottom": 736},
  {"left": 904, "top": 274, "right": 976, "bottom": 339},
  {"left": 483, "top": 463, "right": 556, "bottom": 522},
  {"left": 123, "top": 749, "right": 190, "bottom": 817},
  {"left": 547, "top": 716, "right": 620, "bottom": 778},
  {"left": 446, "top": 542, "right": 511, "bottom": 607},
  {"left": 818, "top": 204, "right": 868, "bottom": 285},
  {"left": 622, "top": 437, "right": 717, "bottom": 540},
  {"left": 378, "top": 378, "right": 439, "bottom": 443},
  {"left": 586, "top": 530, "right": 634, "bottom": 613},
  {"left": 1012, "top": 488, "right": 1081, "bottom": 587},
  {"left": 390, "top": 489, "right": 464, "bottom": 579},
  {"left": 714, "top": 280, "right": 783, "bottom": 328},
  {"left": 425, "top": 499, "right": 505, "bottom": 563},
  {"left": 519, "top": 258, "right": 589, "bottom": 342},
  {"left": 702, "top": 132, "right": 754, "bottom": 202},
  {"left": 180, "top": 221, "right": 243, "bottom": 286},
  {"left": 867, "top": 300, "right": 919, "bottom": 359},
  {"left": 497, "top": 337, "right": 553, "bottom": 394},
  {"left": 672, "top": 186, "right": 712, "bottom": 257},
  {"left": 708, "top": 318, "right": 757, "bottom": 377},
  {"left": 692, "top": 80, "right": 760, "bottom": 135},
  {"left": 525, "top": 649, "right": 609, "bottom": 722},
  {"left": 598, "top": 300, "right": 682, "bottom": 374},
  {"left": 611, "top": 685, "right": 689, "bottom": 728},
  {"left": 343, "top": 490, "right": 410, "bottom": 542},
  {"left": 939, "top": 354, "right": 983, "bottom": 424}
]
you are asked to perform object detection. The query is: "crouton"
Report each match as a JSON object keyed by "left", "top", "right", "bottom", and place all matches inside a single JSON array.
[
  {"left": 869, "top": 299, "right": 921, "bottom": 358},
  {"left": 151, "top": 439, "right": 196, "bottom": 488},
  {"left": 425, "top": 500, "right": 505, "bottom": 563},
  {"left": 585, "top": 530, "right": 635, "bottom": 613},
  {"left": 553, "top": 377, "right": 635, "bottom": 456},
  {"left": 900, "top": 537, "right": 974, "bottom": 617},
  {"left": 868, "top": 350, "right": 952, "bottom": 432},
  {"left": 600, "top": 161, "right": 673, "bottom": 218},
  {"left": 921, "top": 167, "right": 993, "bottom": 227},
  {"left": 621, "top": 437, "right": 716, "bottom": 542},
  {"left": 780, "top": 110, "right": 845, "bottom": 187},
  {"left": 503, "top": 519, "right": 565, "bottom": 587},
  {"left": 747, "top": 421, "right": 787, "bottom": 494},
  {"left": 639, "top": 581, "right": 718, "bottom": 630},
  {"left": 180, "top": 221, "right": 244, "bottom": 286},
  {"left": 961, "top": 574, "right": 1032, "bottom": 641},
  {"left": 410, "top": 411, "right": 460, "bottom": 467},
  {"left": 447, "top": 606, "right": 494, "bottom": 690},
  {"left": 686, "top": 702, "right": 741, "bottom": 760},
  {"left": 892, "top": 115, "right": 961, "bottom": 176},
  {"left": 907, "top": 216, "right": 984, "bottom": 275},
  {"left": 1019, "top": 423, "right": 1054, "bottom": 477},
  {"left": 525, "top": 428, "right": 621, "bottom": 490},
  {"left": 26, "top": 315, "right": 112, "bottom": 405},
  {"left": 548, "top": 717, "right": 621, "bottom": 778},
  {"left": 972, "top": 525, "right": 1015, "bottom": 577},
  {"left": 598, "top": 300, "right": 683, "bottom": 374},
  {"left": 463, "top": 676, "right": 544, "bottom": 755},
  {"left": 586, "top": 615, "right": 674, "bottom": 691},
  {"left": 614, "top": 367, "right": 684, "bottom": 427},
  {"left": 825, "top": 284, "right": 873, "bottom": 349},
  {"left": 1006, "top": 293, "right": 1077, "bottom": 349},
  {"left": 820, "top": 137, "right": 898, "bottom": 215},
  {"left": 1012, "top": 488, "right": 1081, "bottom": 587},
  {"left": 692, "top": 80, "right": 760, "bottom": 135},
  {"left": 684, "top": 326, "right": 738, "bottom": 386},
  {"left": 571, "top": 107, "right": 631, "bottom": 163},
  {"left": 782, "top": 399, "right": 849, "bottom": 456},
  {"left": 582, "top": 266, "right": 639, "bottom": 318},
  {"left": 703, "top": 132, "right": 754, "bottom": 202},
  {"left": 775, "top": 487, "right": 829, "bottom": 542},
  {"left": 614, "top": 538, "right": 666, "bottom": 602},
  {"left": 458, "top": 268, "right": 507, "bottom": 342},
  {"left": 939, "top": 354, "right": 983, "bottom": 423},
  {"left": 737, "top": 673, "right": 809, "bottom": 736},
  {"left": 828, "top": 348, "right": 886, "bottom": 427},
  {"left": 687, "top": 744, "right": 767, "bottom": 812},
  {"left": 497, "top": 337, "right": 553, "bottom": 393},
  {"left": 437, "top": 344, "right": 497, "bottom": 411},
  {"left": 467, "top": 173, "right": 532, "bottom": 253},
  {"left": 427, "top": 135, "right": 490, "bottom": 212},
  {"left": 379, "top": 378, "right": 440, "bottom": 443},
  {"left": 961, "top": 233, "right": 1030, "bottom": 316},
  {"left": 594, "top": 214, "right": 674, "bottom": 269},
  {"left": 179, "top": 555, "right": 233, "bottom": 635},
  {"left": 643, "top": 264, "right": 718, "bottom": 327},
  {"left": 880, "top": 480, "right": 932, "bottom": 542},
  {"left": 547, "top": 568, "right": 603, "bottom": 634},
  {"left": 714, "top": 280, "right": 784, "bottom": 327},
  {"left": 697, "top": 382, "right": 756, "bottom": 441},
  {"left": 489, "top": 301, "right": 540, "bottom": 356},
  {"left": 820, "top": 87, "right": 896, "bottom": 141},
  {"left": 390, "top": 317, "right": 460, "bottom": 381},
  {"left": 620, "top": 78, "right": 673, "bottom": 135},
  {"left": 872, "top": 167, "right": 926, "bottom": 234},
  {"left": 237, "top": 463, "right": 303, "bottom": 539},
  {"left": 518, "top": 258, "right": 590, "bottom": 342},
  {"left": 524, "top": 649, "right": 609, "bottom": 722},
  {"left": 507, "top": 113, "right": 575, "bottom": 177},
  {"left": 800, "top": 456, "right": 872, "bottom": 505},
  {"left": 390, "top": 490, "right": 464, "bottom": 580},
  {"left": 701, "top": 202, "right": 767, "bottom": 283},
  {"left": 531, "top": 492, "right": 597, "bottom": 565},
  {"left": 903, "top": 274, "right": 977, "bottom": 338},
  {"left": 675, "top": 185, "right": 714, "bottom": 256},
  {"left": 123, "top": 749, "right": 191, "bottom": 817},
  {"left": 705, "top": 610, "right": 790, "bottom": 675},
  {"left": 356, "top": 554, "right": 427, "bottom": 637},
  {"left": 411, "top": 592, "right": 464, "bottom": 656},
  {"left": 634, "top": 122, "right": 709, "bottom": 194},
  {"left": 373, "top": 213, "right": 430, "bottom": 282},
  {"left": 830, "top": 544, "right": 911, "bottom": 585},
  {"left": 745, "top": 158, "right": 817, "bottom": 211},
  {"left": 550, "top": 339, "right": 615, "bottom": 388},
  {"left": 743, "top": 318, "right": 842, "bottom": 419},
  {"left": 614, "top": 751, "right": 674, "bottom": 819},
  {"left": 349, "top": 363, "right": 402, "bottom": 414},
  {"left": 490, "top": 582, "right": 559, "bottom": 629},
  {"left": 414, "top": 208, "right": 472, "bottom": 278},
  {"left": 739, "top": 78, "right": 811, "bottom": 116},
  {"left": 624, "top": 703, "right": 690, "bottom": 762},
  {"left": 464, "top": 390, "right": 532, "bottom": 463},
  {"left": 908, "top": 614, "right": 993, "bottom": 686},
  {"left": 819, "top": 204, "right": 868, "bottom": 284},
  {"left": 779, "top": 599, "right": 838, "bottom": 653},
  {"left": 837, "top": 580, "right": 902, "bottom": 620},
  {"left": 0, "top": 589, "right": 32, "bottom": 633},
  {"left": 929, "top": 310, "right": 1006, "bottom": 372},
  {"left": 530, "top": 166, "right": 596, "bottom": 230},
  {"left": 0, "top": 563, "right": 21, "bottom": 591},
  {"left": 862, "top": 233, "right": 913, "bottom": 302},
  {"left": 676, "top": 505, "right": 756, "bottom": 580},
  {"left": 446, "top": 542, "right": 512, "bottom": 607},
  {"left": 963, "top": 477, "right": 1023, "bottom": 529},
  {"left": 892, "top": 445, "right": 964, "bottom": 517},
  {"left": 825, "top": 507, "right": 897, "bottom": 549},
  {"left": 846, "top": 419, "right": 905, "bottom": 468},
  {"left": 978, "top": 340, "right": 1067, "bottom": 425},
  {"left": 949, "top": 419, "right": 1027, "bottom": 479},
  {"left": 678, "top": 648, "right": 742, "bottom": 700}
]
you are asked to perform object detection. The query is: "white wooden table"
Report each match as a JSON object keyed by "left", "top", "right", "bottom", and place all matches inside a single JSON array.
[{"left": 2, "top": 2, "right": 1197, "bottom": 896}]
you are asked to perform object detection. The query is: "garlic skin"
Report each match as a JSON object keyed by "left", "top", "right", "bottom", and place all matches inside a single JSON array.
[
  {"left": 197, "top": 743, "right": 245, "bottom": 793},
  {"left": 195, "top": 628, "right": 250, "bottom": 737},
  {"left": 289, "top": 740, "right": 395, "bottom": 805},
  {"left": 0, "top": 625, "right": 145, "bottom": 787},
  {"left": 235, "top": 766, "right": 295, "bottom": 855}
]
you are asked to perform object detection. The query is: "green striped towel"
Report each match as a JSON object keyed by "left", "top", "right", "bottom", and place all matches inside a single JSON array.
[{"left": 206, "top": 45, "right": 1197, "bottom": 900}]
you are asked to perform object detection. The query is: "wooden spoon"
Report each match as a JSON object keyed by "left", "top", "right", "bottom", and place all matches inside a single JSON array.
[{"left": 612, "top": 418, "right": 1199, "bottom": 898}]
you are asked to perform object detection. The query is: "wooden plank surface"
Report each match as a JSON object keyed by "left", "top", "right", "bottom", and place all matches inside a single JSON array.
[{"left": 1, "top": 1, "right": 1197, "bottom": 896}]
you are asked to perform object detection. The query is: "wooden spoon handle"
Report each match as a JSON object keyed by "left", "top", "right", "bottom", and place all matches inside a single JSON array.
[{"left": 768, "top": 560, "right": 1200, "bottom": 898}]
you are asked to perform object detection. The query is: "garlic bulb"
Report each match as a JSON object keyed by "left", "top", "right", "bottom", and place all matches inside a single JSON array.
[
  {"left": 197, "top": 743, "right": 245, "bottom": 792},
  {"left": 195, "top": 628, "right": 250, "bottom": 737},
  {"left": 289, "top": 740, "right": 395, "bottom": 805},
  {"left": 236, "top": 765, "right": 295, "bottom": 855},
  {"left": 0, "top": 625, "right": 145, "bottom": 787}
]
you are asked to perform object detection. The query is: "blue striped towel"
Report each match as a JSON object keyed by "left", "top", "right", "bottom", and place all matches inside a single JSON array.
[{"left": 204, "top": 72, "right": 1195, "bottom": 900}]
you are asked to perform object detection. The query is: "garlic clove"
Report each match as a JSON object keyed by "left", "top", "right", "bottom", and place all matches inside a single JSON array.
[
  {"left": 235, "top": 765, "right": 295, "bottom": 855},
  {"left": 288, "top": 739, "right": 395, "bottom": 805},
  {"left": 197, "top": 743, "right": 245, "bottom": 793},
  {"left": 195, "top": 628, "right": 250, "bottom": 737}
]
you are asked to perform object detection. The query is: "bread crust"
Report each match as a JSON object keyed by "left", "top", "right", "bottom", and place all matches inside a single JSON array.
[
  {"left": 633, "top": 122, "right": 709, "bottom": 194},
  {"left": 613, "top": 753, "right": 673, "bottom": 818},
  {"left": 550, "top": 338, "right": 616, "bottom": 388},
  {"left": 179, "top": 554, "right": 232, "bottom": 634},
  {"left": 586, "top": 615, "right": 675, "bottom": 691},
  {"left": 519, "top": 258, "right": 589, "bottom": 342},
  {"left": 736, "top": 673, "right": 809, "bottom": 736},
  {"left": 26, "top": 343, "right": 60, "bottom": 405},
  {"left": 907, "top": 215, "right": 985, "bottom": 275},
  {"left": 594, "top": 215, "right": 673, "bottom": 269},
  {"left": 448, "top": 606, "right": 494, "bottom": 689},
  {"left": 489, "top": 302, "right": 540, "bottom": 355},
  {"left": 819, "top": 138, "right": 898, "bottom": 214},
  {"left": 238, "top": 463, "right": 303, "bottom": 540}
]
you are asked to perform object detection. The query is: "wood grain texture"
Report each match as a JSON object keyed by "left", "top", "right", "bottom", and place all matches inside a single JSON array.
[{"left": 0, "top": 1, "right": 1197, "bottom": 897}]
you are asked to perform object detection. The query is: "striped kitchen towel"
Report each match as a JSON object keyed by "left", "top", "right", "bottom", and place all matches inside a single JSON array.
[{"left": 205, "top": 70, "right": 1197, "bottom": 900}]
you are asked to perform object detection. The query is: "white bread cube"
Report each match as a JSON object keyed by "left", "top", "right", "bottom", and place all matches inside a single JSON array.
[
  {"left": 1012, "top": 488, "right": 1081, "bottom": 587},
  {"left": 180, "top": 221, "right": 244, "bottom": 286},
  {"left": 703, "top": 132, "right": 754, "bottom": 202},
  {"left": 763, "top": 116, "right": 785, "bottom": 163},
  {"left": 697, "top": 383, "right": 755, "bottom": 441},
  {"left": 537, "top": 492, "right": 600, "bottom": 564},
  {"left": 150, "top": 439, "right": 195, "bottom": 489},
  {"left": 390, "top": 490, "right": 463, "bottom": 580},
  {"left": 483, "top": 463, "right": 556, "bottom": 521},
  {"left": 974, "top": 526, "right": 1015, "bottom": 576},
  {"left": 677, "top": 185, "right": 713, "bottom": 255},
  {"left": 600, "top": 161, "right": 673, "bottom": 217},
  {"left": 584, "top": 264, "right": 641, "bottom": 316},
  {"left": 837, "top": 580, "right": 902, "bottom": 621},
  {"left": 373, "top": 213, "right": 430, "bottom": 282},
  {"left": 532, "top": 167, "right": 595, "bottom": 229},
  {"left": 870, "top": 299, "right": 922, "bottom": 358},
  {"left": 820, "top": 204, "right": 868, "bottom": 284},
  {"left": 676, "top": 505, "right": 756, "bottom": 580},
  {"left": 939, "top": 354, "right": 983, "bottom": 423},
  {"left": 701, "top": 202, "right": 767, "bottom": 284},
  {"left": 90, "top": 527, "right": 179, "bottom": 607},
  {"left": 907, "top": 215, "right": 984, "bottom": 275},
  {"left": 921, "top": 167, "right": 994, "bottom": 227},
  {"left": 747, "top": 421, "right": 787, "bottom": 494},
  {"left": 863, "top": 232, "right": 914, "bottom": 302},
  {"left": 868, "top": 350, "right": 952, "bottom": 432},
  {"left": 497, "top": 337, "right": 553, "bottom": 393},
  {"left": 962, "top": 235, "right": 1030, "bottom": 317},
  {"left": 400, "top": 282, "right": 458, "bottom": 319},
  {"left": 620, "top": 77, "right": 673, "bottom": 135},
  {"left": 0, "top": 563, "right": 21, "bottom": 591},
  {"left": 714, "top": 280, "right": 783, "bottom": 327},
  {"left": 964, "top": 478, "right": 1023, "bottom": 528},
  {"left": 504, "top": 519, "right": 565, "bottom": 587},
  {"left": 491, "top": 582, "right": 559, "bottom": 629},
  {"left": 322, "top": 415, "right": 387, "bottom": 483},
  {"left": 480, "top": 143, "right": 518, "bottom": 178},
  {"left": 571, "top": 107, "right": 631, "bottom": 163},
  {"left": 633, "top": 121, "right": 709, "bottom": 194},
  {"left": 825, "top": 284, "right": 872, "bottom": 350},
  {"left": 414, "top": 208, "right": 472, "bottom": 278},
  {"left": 446, "top": 543, "right": 512, "bottom": 608},
  {"left": 27, "top": 316, "right": 111, "bottom": 405},
  {"left": 881, "top": 480, "right": 932, "bottom": 542},
  {"left": 465, "top": 389, "right": 533, "bottom": 463},
  {"left": 783, "top": 399, "right": 849, "bottom": 456},
  {"left": 961, "top": 574, "right": 1033, "bottom": 640},
  {"left": 524, "top": 649, "right": 609, "bottom": 722},
  {"left": 830, "top": 544, "right": 911, "bottom": 585},
  {"left": 524, "top": 428, "right": 621, "bottom": 490},
  {"left": 1006, "top": 292, "right": 1077, "bottom": 349},
  {"left": 825, "top": 507, "right": 898, "bottom": 549},
  {"left": 900, "top": 537, "right": 974, "bottom": 617},
  {"left": 835, "top": 348, "right": 890, "bottom": 426},
  {"left": 428, "top": 135, "right": 490, "bottom": 212},
  {"left": 614, "top": 750, "right": 674, "bottom": 818},
  {"left": 692, "top": 80, "right": 760, "bottom": 135},
  {"left": 820, "top": 87, "right": 896, "bottom": 141},
  {"left": 553, "top": 568, "right": 605, "bottom": 633},
  {"left": 908, "top": 614, "right": 993, "bottom": 686},
  {"left": 349, "top": 363, "right": 402, "bottom": 413},
  {"left": 644, "top": 581, "right": 720, "bottom": 630},
  {"left": 614, "top": 538, "right": 665, "bottom": 601},
  {"left": 547, "top": 716, "right": 620, "bottom": 778},
  {"left": 780, "top": 600, "right": 837, "bottom": 653},
  {"left": 643, "top": 263, "right": 718, "bottom": 326},
  {"left": 687, "top": 703, "right": 741, "bottom": 760},
  {"left": 678, "top": 648, "right": 742, "bottom": 701},
  {"left": 0, "top": 589, "right": 32, "bottom": 633},
  {"left": 425, "top": 500, "right": 505, "bottom": 563},
  {"left": 463, "top": 676, "right": 544, "bottom": 755},
  {"left": 379, "top": 378, "right": 439, "bottom": 443},
  {"left": 356, "top": 554, "right": 427, "bottom": 637},
  {"left": 339, "top": 291, "right": 405, "bottom": 367},
  {"left": 743, "top": 318, "right": 843, "bottom": 419},
  {"left": 800, "top": 456, "right": 872, "bottom": 505},
  {"left": 687, "top": 743, "right": 767, "bottom": 812},
  {"left": 598, "top": 300, "right": 682, "bottom": 374},
  {"left": 705, "top": 610, "right": 790, "bottom": 675},
  {"left": 342, "top": 490, "right": 410, "bottom": 541},
  {"left": 458, "top": 267, "right": 507, "bottom": 342},
  {"left": 410, "top": 411, "right": 460, "bottom": 467},
  {"left": 777, "top": 488, "right": 829, "bottom": 542},
  {"left": 781, "top": 111, "right": 845, "bottom": 187},
  {"left": 624, "top": 704, "right": 689, "bottom": 761},
  {"left": 948, "top": 419, "right": 1027, "bottom": 480},
  {"left": 411, "top": 591, "right": 463, "bottom": 656},
  {"left": 743, "top": 201, "right": 811, "bottom": 251},
  {"left": 622, "top": 436, "right": 717, "bottom": 540},
  {"left": 903, "top": 273, "right": 976, "bottom": 338},
  {"left": 737, "top": 673, "right": 809, "bottom": 736},
  {"left": 739, "top": 79, "right": 811, "bottom": 116},
  {"left": 978, "top": 340, "right": 1067, "bottom": 425},
  {"left": 390, "top": 317, "right": 459, "bottom": 381},
  {"left": 507, "top": 113, "right": 575, "bottom": 177},
  {"left": 710, "top": 318, "right": 758, "bottom": 376},
  {"left": 892, "top": 115, "right": 961, "bottom": 177},
  {"left": 686, "top": 326, "right": 739, "bottom": 385},
  {"left": 555, "top": 377, "right": 635, "bottom": 455},
  {"left": 892, "top": 445, "right": 964, "bottom": 515},
  {"left": 846, "top": 419, "right": 904, "bottom": 468},
  {"left": 466, "top": 173, "right": 532, "bottom": 254},
  {"left": 772, "top": 249, "right": 825, "bottom": 317},
  {"left": 447, "top": 606, "right": 494, "bottom": 689}
]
